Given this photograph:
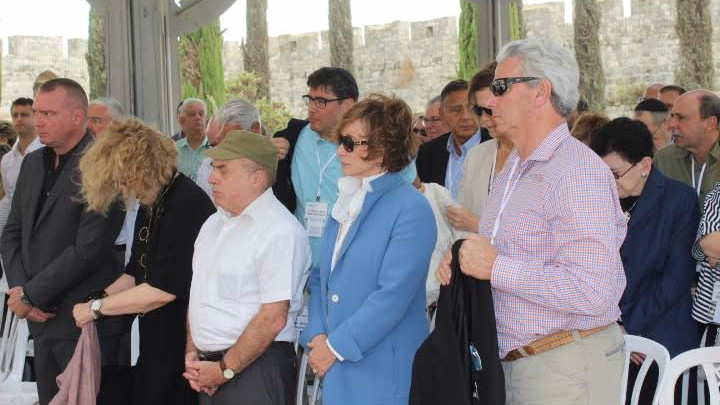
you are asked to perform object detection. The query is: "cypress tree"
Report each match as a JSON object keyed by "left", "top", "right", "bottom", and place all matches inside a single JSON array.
[
  {"left": 87, "top": 6, "right": 107, "bottom": 99},
  {"left": 329, "top": 0, "right": 354, "bottom": 72},
  {"left": 675, "top": 0, "right": 714, "bottom": 89},
  {"left": 179, "top": 20, "right": 225, "bottom": 114},
  {"left": 458, "top": 1, "right": 478, "bottom": 80},
  {"left": 244, "top": 0, "right": 270, "bottom": 100}
]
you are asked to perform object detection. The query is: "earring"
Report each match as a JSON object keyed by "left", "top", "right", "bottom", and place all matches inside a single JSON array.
[{"left": 641, "top": 173, "right": 647, "bottom": 177}]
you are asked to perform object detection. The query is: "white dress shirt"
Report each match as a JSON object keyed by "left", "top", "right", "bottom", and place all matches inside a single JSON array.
[
  {"left": 188, "top": 188, "right": 311, "bottom": 352},
  {"left": 0, "top": 137, "right": 43, "bottom": 236}
]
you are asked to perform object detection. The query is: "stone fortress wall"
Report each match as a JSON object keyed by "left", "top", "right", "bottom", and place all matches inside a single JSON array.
[{"left": 2, "top": 1, "right": 720, "bottom": 121}]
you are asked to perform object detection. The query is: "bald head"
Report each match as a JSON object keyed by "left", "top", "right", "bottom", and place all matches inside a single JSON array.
[{"left": 643, "top": 83, "right": 664, "bottom": 100}]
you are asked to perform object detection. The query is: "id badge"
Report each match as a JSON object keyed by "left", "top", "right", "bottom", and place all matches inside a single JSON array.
[
  {"left": 712, "top": 282, "right": 720, "bottom": 324},
  {"left": 304, "top": 201, "right": 329, "bottom": 238}
]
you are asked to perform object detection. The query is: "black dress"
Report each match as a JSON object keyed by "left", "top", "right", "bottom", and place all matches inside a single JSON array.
[{"left": 125, "top": 173, "right": 216, "bottom": 405}]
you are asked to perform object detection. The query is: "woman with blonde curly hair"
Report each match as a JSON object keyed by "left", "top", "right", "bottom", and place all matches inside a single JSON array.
[
  {"left": 72, "top": 119, "right": 215, "bottom": 405},
  {"left": 300, "top": 94, "right": 437, "bottom": 405}
]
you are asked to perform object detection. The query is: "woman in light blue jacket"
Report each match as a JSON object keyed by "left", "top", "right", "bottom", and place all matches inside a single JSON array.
[{"left": 301, "top": 94, "right": 436, "bottom": 405}]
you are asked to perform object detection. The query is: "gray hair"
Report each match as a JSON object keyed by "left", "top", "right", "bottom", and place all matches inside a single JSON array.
[
  {"left": 89, "top": 97, "right": 125, "bottom": 121},
  {"left": 218, "top": 98, "right": 261, "bottom": 130},
  {"left": 497, "top": 38, "right": 580, "bottom": 117},
  {"left": 179, "top": 98, "right": 207, "bottom": 116},
  {"left": 649, "top": 111, "right": 669, "bottom": 128},
  {"left": 426, "top": 95, "right": 442, "bottom": 109},
  {"left": 699, "top": 93, "right": 720, "bottom": 121}
]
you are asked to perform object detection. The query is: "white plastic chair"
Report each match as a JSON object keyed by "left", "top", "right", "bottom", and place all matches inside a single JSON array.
[
  {"left": 660, "top": 346, "right": 720, "bottom": 405},
  {"left": 621, "top": 335, "right": 671, "bottom": 405},
  {"left": 0, "top": 318, "right": 38, "bottom": 405},
  {"left": 295, "top": 350, "right": 321, "bottom": 405}
]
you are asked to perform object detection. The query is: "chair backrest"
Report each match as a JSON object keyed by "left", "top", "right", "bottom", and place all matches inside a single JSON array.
[
  {"left": 296, "top": 350, "right": 321, "bottom": 405},
  {"left": 621, "top": 335, "right": 671, "bottom": 405},
  {"left": 0, "top": 310, "right": 24, "bottom": 384},
  {"left": 660, "top": 346, "right": 720, "bottom": 405}
]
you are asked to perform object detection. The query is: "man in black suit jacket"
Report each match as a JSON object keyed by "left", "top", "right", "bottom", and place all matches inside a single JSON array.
[
  {"left": 1, "top": 78, "right": 125, "bottom": 405},
  {"left": 416, "top": 80, "right": 488, "bottom": 198}
]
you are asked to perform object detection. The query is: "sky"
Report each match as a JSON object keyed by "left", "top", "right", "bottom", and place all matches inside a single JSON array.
[{"left": 0, "top": 0, "right": 467, "bottom": 53}]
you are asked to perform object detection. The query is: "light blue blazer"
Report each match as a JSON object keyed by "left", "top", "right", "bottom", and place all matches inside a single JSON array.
[{"left": 301, "top": 172, "right": 437, "bottom": 405}]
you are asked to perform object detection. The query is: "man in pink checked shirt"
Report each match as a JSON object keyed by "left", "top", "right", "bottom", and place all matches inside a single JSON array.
[{"left": 437, "top": 38, "right": 627, "bottom": 405}]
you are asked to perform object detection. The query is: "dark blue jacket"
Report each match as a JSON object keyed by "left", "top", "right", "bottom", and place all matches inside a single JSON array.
[{"left": 620, "top": 166, "right": 701, "bottom": 357}]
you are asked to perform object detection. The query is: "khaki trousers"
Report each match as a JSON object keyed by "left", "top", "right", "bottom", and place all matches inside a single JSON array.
[{"left": 502, "top": 323, "right": 625, "bottom": 405}]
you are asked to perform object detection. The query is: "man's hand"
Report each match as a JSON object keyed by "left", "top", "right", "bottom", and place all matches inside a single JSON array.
[
  {"left": 435, "top": 250, "right": 452, "bottom": 286},
  {"left": 7, "top": 287, "right": 31, "bottom": 318},
  {"left": 447, "top": 205, "right": 480, "bottom": 233},
  {"left": 271, "top": 137, "right": 290, "bottom": 160},
  {"left": 184, "top": 360, "right": 226, "bottom": 391},
  {"left": 26, "top": 307, "right": 55, "bottom": 323},
  {"left": 307, "top": 334, "right": 336, "bottom": 378},
  {"left": 458, "top": 234, "right": 498, "bottom": 280},
  {"left": 183, "top": 351, "right": 203, "bottom": 392},
  {"left": 72, "top": 302, "right": 95, "bottom": 327}
]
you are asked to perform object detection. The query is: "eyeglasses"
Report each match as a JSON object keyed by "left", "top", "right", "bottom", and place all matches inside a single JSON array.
[
  {"left": 423, "top": 116, "right": 442, "bottom": 125},
  {"left": 413, "top": 128, "right": 427, "bottom": 136},
  {"left": 613, "top": 164, "right": 636, "bottom": 180},
  {"left": 489, "top": 77, "right": 540, "bottom": 96},
  {"left": 302, "top": 95, "right": 351, "bottom": 109},
  {"left": 339, "top": 134, "right": 368, "bottom": 153},
  {"left": 471, "top": 105, "right": 493, "bottom": 117}
]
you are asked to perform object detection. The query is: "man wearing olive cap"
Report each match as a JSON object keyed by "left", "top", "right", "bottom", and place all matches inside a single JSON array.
[{"left": 184, "top": 130, "right": 311, "bottom": 404}]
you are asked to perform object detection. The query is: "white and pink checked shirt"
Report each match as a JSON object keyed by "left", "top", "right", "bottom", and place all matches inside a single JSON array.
[{"left": 479, "top": 123, "right": 627, "bottom": 357}]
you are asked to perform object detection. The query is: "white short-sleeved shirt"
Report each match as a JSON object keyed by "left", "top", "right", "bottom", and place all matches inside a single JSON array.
[
  {"left": 188, "top": 188, "right": 311, "bottom": 351},
  {"left": 1, "top": 136, "right": 43, "bottom": 199}
]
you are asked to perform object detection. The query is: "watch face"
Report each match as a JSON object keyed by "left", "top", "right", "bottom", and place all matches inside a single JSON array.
[
  {"left": 223, "top": 368, "right": 235, "bottom": 379},
  {"left": 91, "top": 300, "right": 102, "bottom": 311}
]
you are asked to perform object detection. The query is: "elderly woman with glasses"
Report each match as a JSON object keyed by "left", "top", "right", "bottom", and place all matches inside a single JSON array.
[
  {"left": 591, "top": 118, "right": 701, "bottom": 403},
  {"left": 72, "top": 119, "right": 215, "bottom": 405},
  {"left": 300, "top": 94, "right": 436, "bottom": 405}
]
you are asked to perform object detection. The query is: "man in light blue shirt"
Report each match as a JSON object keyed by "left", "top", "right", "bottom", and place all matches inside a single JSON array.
[
  {"left": 445, "top": 129, "right": 482, "bottom": 198},
  {"left": 274, "top": 67, "right": 416, "bottom": 266},
  {"left": 175, "top": 98, "right": 210, "bottom": 181}
]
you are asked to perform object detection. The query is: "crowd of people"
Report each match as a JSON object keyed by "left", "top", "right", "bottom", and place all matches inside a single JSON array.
[{"left": 1, "top": 36, "right": 720, "bottom": 405}]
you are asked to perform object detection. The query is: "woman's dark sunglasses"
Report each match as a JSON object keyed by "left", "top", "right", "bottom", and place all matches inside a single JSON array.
[
  {"left": 490, "top": 77, "right": 540, "bottom": 96},
  {"left": 339, "top": 135, "right": 368, "bottom": 153},
  {"left": 413, "top": 128, "right": 427, "bottom": 136},
  {"left": 472, "top": 105, "right": 493, "bottom": 117}
]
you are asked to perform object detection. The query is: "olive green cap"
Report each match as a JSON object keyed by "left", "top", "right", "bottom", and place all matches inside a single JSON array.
[{"left": 204, "top": 130, "right": 278, "bottom": 173}]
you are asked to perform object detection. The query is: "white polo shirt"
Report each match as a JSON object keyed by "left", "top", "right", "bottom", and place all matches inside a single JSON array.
[{"left": 188, "top": 188, "right": 311, "bottom": 352}]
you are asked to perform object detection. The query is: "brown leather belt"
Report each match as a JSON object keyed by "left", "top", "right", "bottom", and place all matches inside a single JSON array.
[{"left": 502, "top": 324, "right": 611, "bottom": 362}]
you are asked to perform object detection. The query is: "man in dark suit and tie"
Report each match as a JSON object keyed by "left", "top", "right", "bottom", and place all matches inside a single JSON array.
[
  {"left": 1, "top": 78, "right": 126, "bottom": 405},
  {"left": 416, "top": 80, "right": 488, "bottom": 198}
]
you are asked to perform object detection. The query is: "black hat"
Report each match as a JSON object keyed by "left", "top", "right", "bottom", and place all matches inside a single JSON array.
[{"left": 634, "top": 98, "right": 669, "bottom": 113}]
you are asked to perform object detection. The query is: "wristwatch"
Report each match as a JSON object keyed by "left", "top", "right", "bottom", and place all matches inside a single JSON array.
[
  {"left": 90, "top": 299, "right": 104, "bottom": 320},
  {"left": 20, "top": 291, "right": 33, "bottom": 306},
  {"left": 219, "top": 358, "right": 235, "bottom": 380}
]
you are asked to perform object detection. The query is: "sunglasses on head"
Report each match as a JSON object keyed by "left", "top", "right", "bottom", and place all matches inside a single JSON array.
[
  {"left": 489, "top": 77, "right": 540, "bottom": 96},
  {"left": 471, "top": 105, "right": 493, "bottom": 117},
  {"left": 339, "top": 134, "right": 368, "bottom": 153}
]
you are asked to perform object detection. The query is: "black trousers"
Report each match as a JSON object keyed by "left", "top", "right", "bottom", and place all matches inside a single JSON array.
[
  {"left": 199, "top": 342, "right": 297, "bottom": 405},
  {"left": 34, "top": 333, "right": 128, "bottom": 405}
]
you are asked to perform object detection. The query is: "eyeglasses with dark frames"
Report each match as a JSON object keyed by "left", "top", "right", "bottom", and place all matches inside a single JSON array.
[
  {"left": 613, "top": 164, "right": 637, "bottom": 180},
  {"left": 302, "top": 95, "right": 352, "bottom": 109},
  {"left": 471, "top": 105, "right": 493, "bottom": 117},
  {"left": 489, "top": 77, "right": 540, "bottom": 96},
  {"left": 413, "top": 128, "right": 427, "bottom": 136},
  {"left": 339, "top": 134, "right": 368, "bottom": 153}
]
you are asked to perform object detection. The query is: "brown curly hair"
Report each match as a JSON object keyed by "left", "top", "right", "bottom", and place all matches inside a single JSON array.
[
  {"left": 334, "top": 94, "right": 418, "bottom": 172},
  {"left": 79, "top": 118, "right": 178, "bottom": 214}
]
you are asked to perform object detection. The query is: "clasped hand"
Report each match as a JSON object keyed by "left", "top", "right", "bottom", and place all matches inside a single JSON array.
[
  {"left": 183, "top": 351, "right": 225, "bottom": 396},
  {"left": 6, "top": 286, "right": 54, "bottom": 323},
  {"left": 307, "top": 334, "right": 336, "bottom": 378}
]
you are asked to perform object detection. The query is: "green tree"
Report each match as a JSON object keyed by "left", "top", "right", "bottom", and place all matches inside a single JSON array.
[
  {"left": 573, "top": 0, "right": 606, "bottom": 112},
  {"left": 675, "top": 0, "right": 714, "bottom": 90},
  {"left": 509, "top": 2, "right": 526, "bottom": 41},
  {"left": 329, "top": 0, "right": 353, "bottom": 72},
  {"left": 458, "top": 1, "right": 478, "bottom": 80},
  {"left": 244, "top": 0, "right": 270, "bottom": 100},
  {"left": 87, "top": 6, "right": 107, "bottom": 99},
  {"left": 179, "top": 20, "right": 225, "bottom": 114},
  {"left": 225, "top": 71, "right": 291, "bottom": 135}
]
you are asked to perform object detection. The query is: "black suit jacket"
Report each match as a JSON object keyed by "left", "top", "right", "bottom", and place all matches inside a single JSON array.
[
  {"left": 416, "top": 133, "right": 451, "bottom": 186},
  {"left": 272, "top": 118, "right": 309, "bottom": 213},
  {"left": 410, "top": 239, "right": 505, "bottom": 405},
  {"left": 416, "top": 129, "right": 491, "bottom": 186},
  {"left": 1, "top": 132, "right": 125, "bottom": 339}
]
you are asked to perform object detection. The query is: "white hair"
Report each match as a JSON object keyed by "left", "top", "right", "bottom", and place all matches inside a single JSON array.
[
  {"left": 89, "top": 97, "right": 125, "bottom": 121},
  {"left": 179, "top": 98, "right": 207, "bottom": 116},
  {"left": 218, "top": 98, "right": 261, "bottom": 131},
  {"left": 497, "top": 38, "right": 580, "bottom": 117}
]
